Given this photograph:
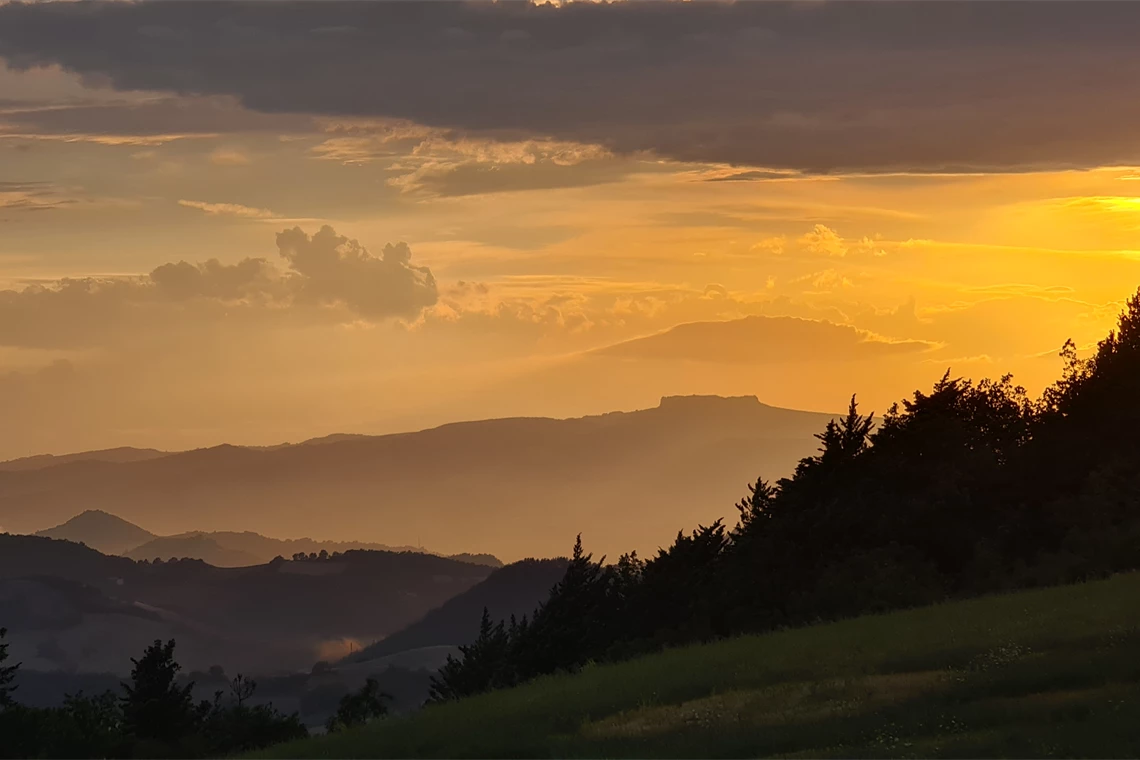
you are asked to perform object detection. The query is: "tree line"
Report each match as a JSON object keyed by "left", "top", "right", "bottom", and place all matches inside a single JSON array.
[
  {"left": 0, "top": 630, "right": 389, "bottom": 758},
  {"left": 430, "top": 289, "right": 1140, "bottom": 702}
]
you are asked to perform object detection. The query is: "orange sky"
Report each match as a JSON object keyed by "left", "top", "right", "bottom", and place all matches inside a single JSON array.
[{"left": 0, "top": 1, "right": 1138, "bottom": 459}]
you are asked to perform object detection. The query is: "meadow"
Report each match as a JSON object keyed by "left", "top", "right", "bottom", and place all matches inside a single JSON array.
[{"left": 256, "top": 571, "right": 1140, "bottom": 758}]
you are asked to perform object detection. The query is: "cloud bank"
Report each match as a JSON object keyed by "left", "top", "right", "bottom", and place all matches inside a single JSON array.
[
  {"left": 0, "top": 225, "right": 438, "bottom": 348},
  {"left": 2, "top": 1, "right": 1139, "bottom": 172}
]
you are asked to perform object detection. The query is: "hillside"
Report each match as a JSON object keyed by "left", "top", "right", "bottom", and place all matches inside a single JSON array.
[
  {"left": 347, "top": 558, "right": 569, "bottom": 664},
  {"left": 0, "top": 395, "right": 834, "bottom": 560},
  {"left": 0, "top": 447, "right": 169, "bottom": 472},
  {"left": 0, "top": 534, "right": 494, "bottom": 674},
  {"left": 124, "top": 533, "right": 264, "bottom": 567},
  {"left": 33, "top": 509, "right": 158, "bottom": 555},
  {"left": 257, "top": 571, "right": 1140, "bottom": 758}
]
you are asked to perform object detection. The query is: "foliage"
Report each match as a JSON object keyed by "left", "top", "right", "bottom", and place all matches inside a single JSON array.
[
  {"left": 427, "top": 287, "right": 1140, "bottom": 706},
  {"left": 325, "top": 678, "right": 391, "bottom": 733},
  {"left": 0, "top": 635, "right": 306, "bottom": 758},
  {"left": 121, "top": 639, "right": 197, "bottom": 746},
  {"left": 0, "top": 627, "right": 18, "bottom": 709}
]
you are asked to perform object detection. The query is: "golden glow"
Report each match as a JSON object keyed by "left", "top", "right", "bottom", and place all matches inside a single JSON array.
[{"left": 1, "top": 67, "right": 1140, "bottom": 460}]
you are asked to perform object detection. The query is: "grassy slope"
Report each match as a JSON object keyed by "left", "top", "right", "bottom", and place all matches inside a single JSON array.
[{"left": 256, "top": 573, "right": 1140, "bottom": 758}]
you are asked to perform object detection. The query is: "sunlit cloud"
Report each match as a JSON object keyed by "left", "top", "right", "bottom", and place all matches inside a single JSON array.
[{"left": 178, "top": 199, "right": 278, "bottom": 220}]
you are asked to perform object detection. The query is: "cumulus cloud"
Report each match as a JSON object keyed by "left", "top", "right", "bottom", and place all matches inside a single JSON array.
[
  {"left": 275, "top": 226, "right": 438, "bottom": 318},
  {"left": 2, "top": 2, "right": 1140, "bottom": 172},
  {"left": 0, "top": 225, "right": 438, "bottom": 348},
  {"left": 799, "top": 224, "right": 848, "bottom": 258},
  {"left": 596, "top": 316, "right": 938, "bottom": 364},
  {"left": 149, "top": 257, "right": 281, "bottom": 302}
]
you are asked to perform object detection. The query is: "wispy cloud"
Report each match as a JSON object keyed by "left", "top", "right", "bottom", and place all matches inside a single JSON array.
[{"left": 178, "top": 199, "right": 278, "bottom": 219}]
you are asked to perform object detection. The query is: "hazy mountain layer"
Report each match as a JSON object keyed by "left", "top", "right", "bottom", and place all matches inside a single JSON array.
[
  {"left": 1, "top": 395, "right": 835, "bottom": 560},
  {"left": 35, "top": 510, "right": 157, "bottom": 556},
  {"left": 31, "top": 511, "right": 502, "bottom": 569}
]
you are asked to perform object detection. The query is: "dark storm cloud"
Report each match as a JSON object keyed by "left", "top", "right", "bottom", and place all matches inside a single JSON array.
[
  {"left": 0, "top": 97, "right": 319, "bottom": 138},
  {"left": 1, "top": 1, "right": 1139, "bottom": 172}
]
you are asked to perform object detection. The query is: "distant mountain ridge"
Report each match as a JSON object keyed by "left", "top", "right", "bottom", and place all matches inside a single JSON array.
[
  {"left": 0, "top": 395, "right": 836, "bottom": 560},
  {"left": 0, "top": 447, "right": 169, "bottom": 472},
  {"left": 0, "top": 433, "right": 375, "bottom": 472},
  {"left": 32, "top": 511, "right": 502, "bottom": 569}
]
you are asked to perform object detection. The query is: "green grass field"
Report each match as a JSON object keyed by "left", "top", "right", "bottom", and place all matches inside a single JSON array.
[{"left": 256, "top": 573, "right": 1140, "bottom": 758}]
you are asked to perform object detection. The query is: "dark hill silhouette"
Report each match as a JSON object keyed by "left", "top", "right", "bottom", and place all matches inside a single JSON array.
[
  {"left": 34, "top": 510, "right": 157, "bottom": 555},
  {"left": 0, "top": 396, "right": 834, "bottom": 560},
  {"left": 347, "top": 558, "right": 569, "bottom": 664},
  {"left": 0, "top": 534, "right": 493, "bottom": 673},
  {"left": 124, "top": 533, "right": 263, "bottom": 567}
]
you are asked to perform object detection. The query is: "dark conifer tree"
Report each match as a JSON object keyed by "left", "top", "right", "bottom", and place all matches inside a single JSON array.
[
  {"left": 120, "top": 639, "right": 197, "bottom": 746},
  {"left": 0, "top": 627, "right": 18, "bottom": 709}
]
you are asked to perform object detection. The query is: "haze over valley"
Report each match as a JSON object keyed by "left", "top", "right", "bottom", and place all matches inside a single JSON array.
[{"left": 1, "top": 395, "right": 832, "bottom": 561}]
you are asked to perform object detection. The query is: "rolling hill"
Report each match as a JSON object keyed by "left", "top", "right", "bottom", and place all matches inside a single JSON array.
[
  {"left": 347, "top": 558, "right": 570, "bottom": 664},
  {"left": 256, "top": 571, "right": 1140, "bottom": 758},
  {"left": 0, "top": 533, "right": 497, "bottom": 674},
  {"left": 0, "top": 395, "right": 835, "bottom": 561}
]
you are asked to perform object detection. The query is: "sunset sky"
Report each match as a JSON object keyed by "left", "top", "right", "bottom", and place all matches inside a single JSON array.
[{"left": 2, "top": 0, "right": 1139, "bottom": 459}]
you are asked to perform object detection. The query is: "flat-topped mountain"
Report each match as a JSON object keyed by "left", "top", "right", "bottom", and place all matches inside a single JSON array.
[{"left": 0, "top": 396, "right": 834, "bottom": 561}]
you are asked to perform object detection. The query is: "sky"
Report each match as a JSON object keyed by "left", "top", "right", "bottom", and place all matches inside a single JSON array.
[{"left": 1, "top": 0, "right": 1140, "bottom": 459}]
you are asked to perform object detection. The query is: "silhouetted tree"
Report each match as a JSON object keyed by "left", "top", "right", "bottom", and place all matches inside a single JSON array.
[
  {"left": 429, "top": 608, "right": 512, "bottom": 701},
  {"left": 120, "top": 639, "right": 197, "bottom": 747},
  {"left": 432, "top": 288, "right": 1140, "bottom": 703},
  {"left": 325, "top": 678, "right": 390, "bottom": 733},
  {"left": 733, "top": 478, "right": 776, "bottom": 534},
  {"left": 0, "top": 627, "right": 18, "bottom": 709},
  {"left": 229, "top": 673, "right": 256, "bottom": 707},
  {"left": 52, "top": 691, "right": 126, "bottom": 758},
  {"left": 0, "top": 633, "right": 306, "bottom": 758}
]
